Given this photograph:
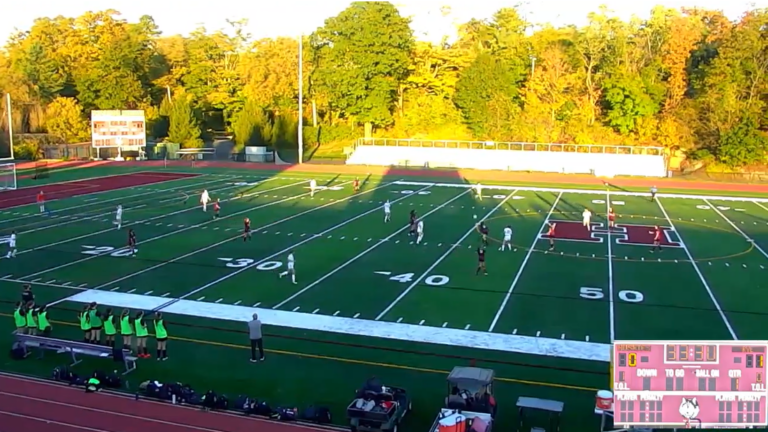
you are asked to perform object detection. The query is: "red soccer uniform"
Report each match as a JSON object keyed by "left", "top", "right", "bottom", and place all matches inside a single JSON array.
[
  {"left": 244, "top": 218, "right": 251, "bottom": 232},
  {"left": 608, "top": 211, "right": 615, "bottom": 221},
  {"left": 128, "top": 231, "right": 136, "bottom": 246},
  {"left": 353, "top": 179, "right": 360, "bottom": 190},
  {"left": 548, "top": 225, "right": 556, "bottom": 237},
  {"left": 36, "top": 192, "right": 44, "bottom": 203},
  {"left": 653, "top": 228, "right": 662, "bottom": 241},
  {"left": 214, "top": 203, "right": 220, "bottom": 212}
]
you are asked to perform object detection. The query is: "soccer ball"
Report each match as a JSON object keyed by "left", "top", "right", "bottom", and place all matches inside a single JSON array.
[{"left": 473, "top": 215, "right": 477, "bottom": 220}]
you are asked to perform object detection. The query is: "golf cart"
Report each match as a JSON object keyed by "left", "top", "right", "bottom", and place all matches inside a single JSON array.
[
  {"left": 428, "top": 367, "right": 496, "bottom": 432},
  {"left": 347, "top": 379, "right": 411, "bottom": 432}
]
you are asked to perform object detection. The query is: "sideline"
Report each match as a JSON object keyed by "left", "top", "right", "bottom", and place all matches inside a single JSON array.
[{"left": 0, "top": 314, "right": 600, "bottom": 393}]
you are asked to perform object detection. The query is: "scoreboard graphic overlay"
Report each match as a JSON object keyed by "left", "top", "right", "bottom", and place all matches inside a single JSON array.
[{"left": 613, "top": 340, "right": 768, "bottom": 428}]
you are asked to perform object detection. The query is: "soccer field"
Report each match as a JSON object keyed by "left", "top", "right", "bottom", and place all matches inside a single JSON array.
[{"left": 2, "top": 169, "right": 768, "bottom": 368}]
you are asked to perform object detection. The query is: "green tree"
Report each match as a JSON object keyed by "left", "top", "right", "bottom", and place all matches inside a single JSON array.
[
  {"left": 44, "top": 97, "right": 91, "bottom": 142},
  {"left": 168, "top": 96, "right": 203, "bottom": 148},
  {"left": 311, "top": 1, "right": 414, "bottom": 127},
  {"left": 715, "top": 117, "right": 768, "bottom": 167},
  {"left": 231, "top": 99, "right": 269, "bottom": 150}
]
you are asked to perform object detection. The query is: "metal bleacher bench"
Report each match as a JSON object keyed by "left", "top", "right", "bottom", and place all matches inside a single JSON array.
[{"left": 13, "top": 331, "right": 137, "bottom": 375}]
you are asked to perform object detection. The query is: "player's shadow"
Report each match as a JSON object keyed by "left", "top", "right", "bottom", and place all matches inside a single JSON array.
[
  {"left": 321, "top": 174, "right": 340, "bottom": 187},
  {"left": 604, "top": 182, "right": 631, "bottom": 193}
]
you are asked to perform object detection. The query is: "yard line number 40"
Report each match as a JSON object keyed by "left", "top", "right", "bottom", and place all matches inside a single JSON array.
[{"left": 580, "top": 286, "right": 644, "bottom": 303}]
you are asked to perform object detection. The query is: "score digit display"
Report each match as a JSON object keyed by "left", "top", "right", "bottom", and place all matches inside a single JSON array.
[{"left": 613, "top": 340, "right": 768, "bottom": 429}]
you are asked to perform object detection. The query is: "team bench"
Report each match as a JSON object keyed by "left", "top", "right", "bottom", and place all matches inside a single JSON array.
[{"left": 12, "top": 331, "right": 138, "bottom": 375}]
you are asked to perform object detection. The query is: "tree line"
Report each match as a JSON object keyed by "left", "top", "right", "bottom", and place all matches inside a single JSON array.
[{"left": 0, "top": 2, "right": 766, "bottom": 167}]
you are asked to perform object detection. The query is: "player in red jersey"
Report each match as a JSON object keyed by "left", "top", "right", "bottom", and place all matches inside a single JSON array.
[
  {"left": 408, "top": 210, "right": 417, "bottom": 236},
  {"left": 127, "top": 229, "right": 137, "bottom": 256},
  {"left": 547, "top": 222, "right": 556, "bottom": 251},
  {"left": 353, "top": 177, "right": 360, "bottom": 193},
  {"left": 213, "top": 199, "right": 220, "bottom": 219},
  {"left": 37, "top": 191, "right": 45, "bottom": 213},
  {"left": 650, "top": 225, "right": 662, "bottom": 252},
  {"left": 243, "top": 218, "right": 252, "bottom": 241},
  {"left": 607, "top": 207, "right": 616, "bottom": 229},
  {"left": 476, "top": 246, "right": 487, "bottom": 276}
]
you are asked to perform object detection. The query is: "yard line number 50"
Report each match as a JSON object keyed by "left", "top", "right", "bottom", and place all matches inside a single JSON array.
[{"left": 580, "top": 287, "right": 644, "bottom": 303}]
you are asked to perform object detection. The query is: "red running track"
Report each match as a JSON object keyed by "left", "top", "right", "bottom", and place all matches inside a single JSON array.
[{"left": 0, "top": 374, "right": 334, "bottom": 432}]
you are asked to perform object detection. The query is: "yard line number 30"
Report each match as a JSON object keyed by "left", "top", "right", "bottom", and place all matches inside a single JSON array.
[{"left": 580, "top": 286, "right": 644, "bottom": 303}]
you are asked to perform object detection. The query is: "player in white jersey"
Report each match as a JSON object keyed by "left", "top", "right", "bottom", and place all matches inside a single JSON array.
[
  {"left": 115, "top": 204, "right": 123, "bottom": 230},
  {"left": 309, "top": 179, "right": 317, "bottom": 198},
  {"left": 200, "top": 190, "right": 210, "bottom": 212},
  {"left": 582, "top": 208, "right": 592, "bottom": 231},
  {"left": 383, "top": 200, "right": 391, "bottom": 223},
  {"left": 279, "top": 251, "right": 297, "bottom": 284},
  {"left": 500, "top": 225, "right": 513, "bottom": 251},
  {"left": 416, "top": 219, "right": 424, "bottom": 244},
  {"left": 5, "top": 231, "right": 17, "bottom": 258},
  {"left": 475, "top": 183, "right": 483, "bottom": 200}
]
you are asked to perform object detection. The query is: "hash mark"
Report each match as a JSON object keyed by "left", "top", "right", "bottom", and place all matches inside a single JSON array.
[
  {"left": 536, "top": 331, "right": 541, "bottom": 337},
  {"left": 353, "top": 313, "right": 361, "bottom": 318},
  {"left": 62, "top": 282, "right": 71, "bottom": 286},
  {"left": 312, "top": 309, "right": 320, "bottom": 314},
  {"left": 197, "top": 296, "right": 205, "bottom": 301},
  {"left": 32, "top": 278, "right": 41, "bottom": 282},
  {"left": 127, "top": 289, "right": 136, "bottom": 293},
  {"left": 561, "top": 334, "right": 565, "bottom": 339},
  {"left": 442, "top": 322, "right": 448, "bottom": 328},
  {"left": 586, "top": 336, "right": 590, "bottom": 341},
  {"left": 45, "top": 279, "right": 56, "bottom": 284},
  {"left": 418, "top": 320, "right": 425, "bottom": 325},
  {"left": 333, "top": 311, "right": 340, "bottom": 316},
  {"left": 464, "top": 324, "right": 471, "bottom": 330},
  {"left": 292, "top": 306, "right": 300, "bottom": 312},
  {"left": 110, "top": 287, "right": 120, "bottom": 292},
  {"left": 253, "top": 302, "right": 261, "bottom": 307},
  {"left": 145, "top": 290, "right": 153, "bottom": 295},
  {"left": 512, "top": 329, "right": 518, "bottom": 335},
  {"left": 396, "top": 317, "right": 403, "bottom": 323},
  {"left": 78, "top": 283, "right": 88, "bottom": 287},
  {"left": 234, "top": 300, "right": 242, "bottom": 305},
  {"left": 162, "top": 293, "right": 170, "bottom": 297}
]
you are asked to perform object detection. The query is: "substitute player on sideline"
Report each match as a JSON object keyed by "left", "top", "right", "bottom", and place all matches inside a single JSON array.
[
  {"left": 310, "top": 179, "right": 317, "bottom": 198},
  {"left": 200, "top": 189, "right": 210, "bottom": 212},
  {"left": 383, "top": 200, "right": 391, "bottom": 223},
  {"left": 5, "top": 231, "right": 16, "bottom": 258},
  {"left": 279, "top": 251, "right": 297, "bottom": 284},
  {"left": 243, "top": 217, "right": 252, "bottom": 241},
  {"left": 582, "top": 208, "right": 592, "bottom": 231},
  {"left": 416, "top": 219, "right": 424, "bottom": 244},
  {"left": 115, "top": 205, "right": 123, "bottom": 230},
  {"left": 500, "top": 225, "right": 512, "bottom": 251}
]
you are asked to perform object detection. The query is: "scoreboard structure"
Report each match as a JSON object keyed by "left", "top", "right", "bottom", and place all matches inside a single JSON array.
[
  {"left": 91, "top": 110, "right": 146, "bottom": 150},
  {"left": 613, "top": 340, "right": 768, "bottom": 429}
]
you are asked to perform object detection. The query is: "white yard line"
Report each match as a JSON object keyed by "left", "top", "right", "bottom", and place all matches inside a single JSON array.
[
  {"left": 7, "top": 179, "right": 304, "bottom": 260},
  {"left": 13, "top": 204, "right": 148, "bottom": 236},
  {"left": 657, "top": 198, "right": 738, "bottom": 339},
  {"left": 487, "top": 192, "right": 561, "bottom": 331},
  {"left": 605, "top": 191, "right": 615, "bottom": 341},
  {"left": 376, "top": 191, "right": 518, "bottom": 321},
  {"left": 703, "top": 198, "right": 768, "bottom": 260},
  {"left": 0, "top": 276, "right": 85, "bottom": 291},
  {"left": 91, "top": 180, "right": 396, "bottom": 290},
  {"left": 14, "top": 180, "right": 313, "bottom": 277},
  {"left": 159, "top": 182, "right": 421, "bottom": 306},
  {"left": 754, "top": 200, "right": 768, "bottom": 213},
  {"left": 273, "top": 188, "right": 469, "bottom": 309},
  {"left": 0, "top": 176, "right": 233, "bottom": 224}
]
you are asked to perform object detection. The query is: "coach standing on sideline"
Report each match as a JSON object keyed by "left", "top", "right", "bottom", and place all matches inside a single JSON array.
[{"left": 248, "top": 313, "right": 265, "bottom": 362}]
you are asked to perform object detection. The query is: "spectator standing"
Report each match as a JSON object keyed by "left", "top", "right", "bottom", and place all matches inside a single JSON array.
[{"left": 248, "top": 313, "right": 265, "bottom": 362}]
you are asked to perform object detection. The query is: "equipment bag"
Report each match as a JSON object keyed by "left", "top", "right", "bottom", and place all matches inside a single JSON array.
[{"left": 10, "top": 342, "right": 25, "bottom": 360}]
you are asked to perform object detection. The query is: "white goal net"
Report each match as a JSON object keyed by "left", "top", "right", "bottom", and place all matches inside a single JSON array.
[{"left": 0, "top": 163, "right": 17, "bottom": 190}]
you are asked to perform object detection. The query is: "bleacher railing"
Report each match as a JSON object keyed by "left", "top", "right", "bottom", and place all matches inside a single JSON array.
[{"left": 354, "top": 138, "right": 665, "bottom": 156}]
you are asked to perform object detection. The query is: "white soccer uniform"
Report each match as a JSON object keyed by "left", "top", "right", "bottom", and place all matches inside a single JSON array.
[
  {"left": 280, "top": 253, "right": 297, "bottom": 284},
  {"left": 115, "top": 206, "right": 123, "bottom": 229},
  {"left": 475, "top": 184, "right": 483, "bottom": 199},
  {"left": 384, "top": 201, "right": 391, "bottom": 222},
  {"left": 310, "top": 179, "right": 317, "bottom": 197},
  {"left": 501, "top": 227, "right": 512, "bottom": 251},
  {"left": 201, "top": 190, "right": 210, "bottom": 211},
  {"left": 582, "top": 210, "right": 592, "bottom": 230},
  {"left": 416, "top": 220, "right": 424, "bottom": 244},
  {"left": 6, "top": 233, "right": 16, "bottom": 258}
]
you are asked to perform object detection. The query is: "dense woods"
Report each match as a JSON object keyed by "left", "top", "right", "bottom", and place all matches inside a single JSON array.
[{"left": 1, "top": 2, "right": 767, "bottom": 168}]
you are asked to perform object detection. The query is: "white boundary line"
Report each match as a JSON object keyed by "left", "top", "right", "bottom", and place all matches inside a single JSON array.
[
  {"left": 703, "top": 198, "right": 768, "bottom": 260},
  {"left": 273, "top": 188, "right": 470, "bottom": 309},
  {"left": 487, "top": 192, "right": 562, "bottom": 331},
  {"left": 160, "top": 182, "right": 423, "bottom": 307},
  {"left": 90, "top": 181, "right": 397, "bottom": 291},
  {"left": 656, "top": 197, "right": 738, "bottom": 339},
  {"left": 605, "top": 191, "right": 615, "bottom": 341},
  {"left": 754, "top": 200, "right": 768, "bottom": 213},
  {"left": 6, "top": 179, "right": 298, "bottom": 259},
  {"left": 15, "top": 180, "right": 313, "bottom": 277},
  {"left": 392, "top": 180, "right": 768, "bottom": 202},
  {"left": 375, "top": 190, "right": 519, "bottom": 321},
  {"left": 0, "top": 176, "right": 236, "bottom": 223}
]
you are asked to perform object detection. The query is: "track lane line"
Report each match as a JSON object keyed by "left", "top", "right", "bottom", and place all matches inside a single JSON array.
[
  {"left": 487, "top": 192, "right": 562, "bottom": 332},
  {"left": 376, "top": 190, "right": 518, "bottom": 321}
]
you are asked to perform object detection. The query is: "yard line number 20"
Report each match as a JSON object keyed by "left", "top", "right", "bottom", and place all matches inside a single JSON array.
[{"left": 580, "top": 287, "right": 644, "bottom": 303}]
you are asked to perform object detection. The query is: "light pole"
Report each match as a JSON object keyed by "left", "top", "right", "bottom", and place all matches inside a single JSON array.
[
  {"left": 5, "top": 94, "right": 13, "bottom": 160},
  {"left": 297, "top": 33, "right": 304, "bottom": 164}
]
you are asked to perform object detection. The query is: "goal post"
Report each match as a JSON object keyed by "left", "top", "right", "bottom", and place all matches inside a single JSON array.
[{"left": 0, "top": 162, "right": 17, "bottom": 190}]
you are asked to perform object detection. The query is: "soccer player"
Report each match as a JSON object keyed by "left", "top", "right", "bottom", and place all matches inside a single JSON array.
[
  {"left": 384, "top": 200, "right": 391, "bottom": 223},
  {"left": 650, "top": 185, "right": 658, "bottom": 202},
  {"left": 37, "top": 191, "right": 45, "bottom": 213},
  {"left": 478, "top": 221, "right": 489, "bottom": 247},
  {"left": 243, "top": 217, "right": 252, "bottom": 241},
  {"left": 476, "top": 246, "right": 487, "bottom": 276},
  {"left": 408, "top": 210, "right": 417, "bottom": 236},
  {"left": 279, "top": 251, "right": 297, "bottom": 284},
  {"left": 6, "top": 231, "right": 17, "bottom": 258},
  {"left": 475, "top": 183, "right": 483, "bottom": 200},
  {"left": 547, "top": 222, "right": 556, "bottom": 251},
  {"left": 115, "top": 204, "right": 123, "bottom": 230},
  {"left": 127, "top": 229, "right": 137, "bottom": 256},
  {"left": 200, "top": 189, "right": 210, "bottom": 212},
  {"left": 500, "top": 225, "right": 512, "bottom": 251},
  {"left": 213, "top": 199, "right": 220, "bottom": 219},
  {"left": 310, "top": 179, "right": 317, "bottom": 198},
  {"left": 353, "top": 177, "right": 360, "bottom": 193},
  {"left": 582, "top": 208, "right": 592, "bottom": 231},
  {"left": 607, "top": 207, "right": 616, "bottom": 229},
  {"left": 416, "top": 219, "right": 424, "bottom": 244},
  {"left": 650, "top": 225, "right": 663, "bottom": 253}
]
